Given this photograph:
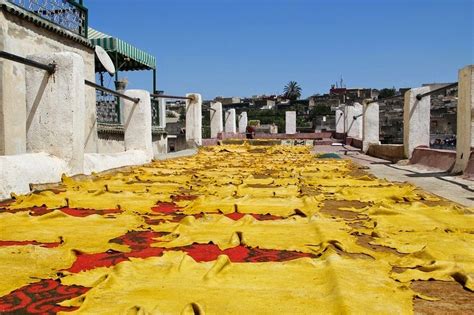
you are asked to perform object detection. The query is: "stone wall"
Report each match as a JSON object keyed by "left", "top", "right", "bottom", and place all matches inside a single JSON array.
[{"left": 0, "top": 8, "right": 96, "bottom": 155}]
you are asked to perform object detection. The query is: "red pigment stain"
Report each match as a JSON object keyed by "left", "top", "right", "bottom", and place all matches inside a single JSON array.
[
  {"left": 179, "top": 244, "right": 315, "bottom": 263},
  {"left": 66, "top": 230, "right": 315, "bottom": 272},
  {"left": 67, "top": 231, "right": 168, "bottom": 272},
  {"left": 0, "top": 279, "right": 89, "bottom": 315},
  {"left": 151, "top": 202, "right": 180, "bottom": 214}
]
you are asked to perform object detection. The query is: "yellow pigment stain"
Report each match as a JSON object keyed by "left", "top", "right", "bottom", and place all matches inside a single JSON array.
[{"left": 0, "top": 144, "right": 472, "bottom": 313}]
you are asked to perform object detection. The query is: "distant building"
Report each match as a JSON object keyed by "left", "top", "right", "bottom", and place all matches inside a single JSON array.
[
  {"left": 329, "top": 86, "right": 378, "bottom": 103},
  {"left": 215, "top": 96, "right": 242, "bottom": 105},
  {"left": 377, "top": 84, "right": 457, "bottom": 146}
]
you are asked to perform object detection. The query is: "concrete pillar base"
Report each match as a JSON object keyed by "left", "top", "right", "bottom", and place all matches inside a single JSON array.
[
  {"left": 225, "top": 109, "right": 236, "bottom": 133},
  {"left": 210, "top": 102, "right": 223, "bottom": 138},
  {"left": 345, "top": 103, "right": 363, "bottom": 140},
  {"left": 335, "top": 108, "right": 345, "bottom": 134},
  {"left": 123, "top": 89, "right": 153, "bottom": 159},
  {"left": 158, "top": 98, "right": 166, "bottom": 128},
  {"left": 285, "top": 111, "right": 296, "bottom": 134},
  {"left": 403, "top": 87, "right": 431, "bottom": 159},
  {"left": 238, "top": 112, "right": 248, "bottom": 133},
  {"left": 25, "top": 52, "right": 85, "bottom": 174},
  {"left": 362, "top": 102, "right": 380, "bottom": 152},
  {"left": 452, "top": 65, "right": 474, "bottom": 174},
  {"left": 185, "top": 93, "right": 202, "bottom": 146}
]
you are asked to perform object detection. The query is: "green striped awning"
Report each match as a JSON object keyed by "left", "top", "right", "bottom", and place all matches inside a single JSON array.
[{"left": 88, "top": 27, "right": 156, "bottom": 71}]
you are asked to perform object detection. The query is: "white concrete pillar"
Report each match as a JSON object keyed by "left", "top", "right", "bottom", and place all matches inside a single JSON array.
[
  {"left": 158, "top": 98, "right": 166, "bottom": 128},
  {"left": 25, "top": 52, "right": 85, "bottom": 174},
  {"left": 238, "top": 112, "right": 248, "bottom": 133},
  {"left": 285, "top": 111, "right": 296, "bottom": 134},
  {"left": 225, "top": 109, "right": 236, "bottom": 133},
  {"left": 210, "top": 101, "right": 223, "bottom": 138},
  {"left": 346, "top": 103, "right": 363, "bottom": 139},
  {"left": 0, "top": 55, "right": 27, "bottom": 155},
  {"left": 335, "top": 108, "right": 345, "bottom": 134},
  {"left": 122, "top": 90, "right": 153, "bottom": 159},
  {"left": 362, "top": 101, "right": 380, "bottom": 152},
  {"left": 403, "top": 86, "right": 430, "bottom": 158},
  {"left": 453, "top": 65, "right": 474, "bottom": 173},
  {"left": 185, "top": 93, "right": 202, "bottom": 146}
]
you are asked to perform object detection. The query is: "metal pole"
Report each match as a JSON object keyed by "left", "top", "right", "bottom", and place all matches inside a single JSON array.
[
  {"left": 416, "top": 82, "right": 458, "bottom": 100},
  {"left": 153, "top": 68, "right": 157, "bottom": 94},
  {"left": 99, "top": 72, "right": 104, "bottom": 87},
  {"left": 0, "top": 51, "right": 56, "bottom": 74},
  {"left": 114, "top": 52, "right": 120, "bottom": 123},
  {"left": 85, "top": 79, "right": 139, "bottom": 103},
  {"left": 151, "top": 93, "right": 192, "bottom": 100},
  {"left": 114, "top": 51, "right": 119, "bottom": 82},
  {"left": 202, "top": 104, "right": 216, "bottom": 112}
]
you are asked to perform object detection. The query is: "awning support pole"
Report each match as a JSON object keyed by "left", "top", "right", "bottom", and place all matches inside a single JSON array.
[{"left": 153, "top": 68, "right": 157, "bottom": 94}]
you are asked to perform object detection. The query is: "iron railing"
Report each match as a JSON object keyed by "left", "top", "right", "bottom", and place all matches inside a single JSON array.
[
  {"left": 8, "top": 0, "right": 88, "bottom": 37},
  {"left": 0, "top": 50, "right": 56, "bottom": 73},
  {"left": 416, "top": 82, "right": 458, "bottom": 100},
  {"left": 84, "top": 80, "right": 139, "bottom": 103},
  {"left": 84, "top": 80, "right": 139, "bottom": 125},
  {"left": 95, "top": 90, "right": 120, "bottom": 124},
  {"left": 150, "top": 93, "right": 192, "bottom": 100}
]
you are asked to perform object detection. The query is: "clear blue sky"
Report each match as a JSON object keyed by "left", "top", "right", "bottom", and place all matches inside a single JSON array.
[{"left": 86, "top": 0, "right": 473, "bottom": 100}]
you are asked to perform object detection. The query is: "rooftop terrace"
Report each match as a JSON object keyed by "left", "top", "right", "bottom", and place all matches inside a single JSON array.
[{"left": 0, "top": 144, "right": 473, "bottom": 313}]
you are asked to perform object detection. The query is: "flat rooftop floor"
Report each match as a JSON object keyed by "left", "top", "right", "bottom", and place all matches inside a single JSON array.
[{"left": 0, "top": 144, "right": 473, "bottom": 314}]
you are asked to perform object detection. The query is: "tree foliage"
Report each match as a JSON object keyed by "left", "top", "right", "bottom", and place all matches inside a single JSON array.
[
  {"left": 309, "top": 105, "right": 332, "bottom": 119},
  {"left": 283, "top": 81, "right": 302, "bottom": 101},
  {"left": 378, "top": 88, "right": 396, "bottom": 100}
]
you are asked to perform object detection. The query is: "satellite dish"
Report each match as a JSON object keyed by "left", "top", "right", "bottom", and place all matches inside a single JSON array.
[{"left": 95, "top": 45, "right": 115, "bottom": 75}]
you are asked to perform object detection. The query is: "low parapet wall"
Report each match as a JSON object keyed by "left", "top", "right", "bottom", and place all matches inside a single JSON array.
[
  {"left": 0, "top": 153, "right": 68, "bottom": 200},
  {"left": 464, "top": 151, "right": 474, "bottom": 179},
  {"left": 217, "top": 132, "right": 246, "bottom": 140},
  {"left": 201, "top": 139, "right": 219, "bottom": 146},
  {"left": 83, "top": 150, "right": 150, "bottom": 175},
  {"left": 367, "top": 144, "right": 404, "bottom": 163},
  {"left": 345, "top": 137, "right": 362, "bottom": 149},
  {"left": 0, "top": 150, "right": 153, "bottom": 200},
  {"left": 409, "top": 147, "right": 456, "bottom": 171}
]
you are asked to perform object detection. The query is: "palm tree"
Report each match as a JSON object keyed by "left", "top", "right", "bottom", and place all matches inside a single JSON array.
[{"left": 283, "top": 81, "right": 302, "bottom": 101}]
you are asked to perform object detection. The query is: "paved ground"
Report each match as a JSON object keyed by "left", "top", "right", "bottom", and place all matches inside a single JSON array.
[{"left": 313, "top": 145, "right": 474, "bottom": 207}]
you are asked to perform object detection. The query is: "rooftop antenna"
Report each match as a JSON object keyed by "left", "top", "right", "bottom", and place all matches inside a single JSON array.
[{"left": 94, "top": 45, "right": 115, "bottom": 76}]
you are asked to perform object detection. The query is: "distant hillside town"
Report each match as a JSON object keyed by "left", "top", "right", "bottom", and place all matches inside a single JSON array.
[{"left": 164, "top": 82, "right": 458, "bottom": 148}]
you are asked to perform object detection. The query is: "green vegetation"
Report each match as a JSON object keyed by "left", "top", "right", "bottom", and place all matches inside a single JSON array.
[
  {"left": 309, "top": 105, "right": 331, "bottom": 118},
  {"left": 378, "top": 87, "right": 396, "bottom": 99},
  {"left": 283, "top": 81, "right": 302, "bottom": 100}
]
